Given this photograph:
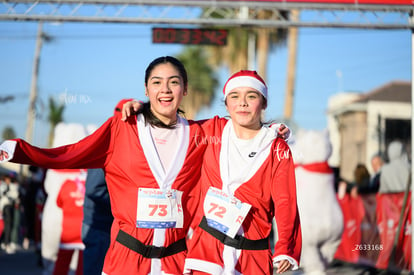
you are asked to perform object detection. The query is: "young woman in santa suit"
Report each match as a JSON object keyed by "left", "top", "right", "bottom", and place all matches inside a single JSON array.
[
  {"left": 0, "top": 56, "right": 208, "bottom": 275},
  {"left": 1, "top": 57, "right": 292, "bottom": 274},
  {"left": 183, "top": 70, "right": 302, "bottom": 275},
  {"left": 123, "top": 70, "right": 301, "bottom": 274}
]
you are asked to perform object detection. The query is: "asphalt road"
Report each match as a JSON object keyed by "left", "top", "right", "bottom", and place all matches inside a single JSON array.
[
  {"left": 0, "top": 246, "right": 43, "bottom": 275},
  {"left": 0, "top": 245, "right": 412, "bottom": 275}
]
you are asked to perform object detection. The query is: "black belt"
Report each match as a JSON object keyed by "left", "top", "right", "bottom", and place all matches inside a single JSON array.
[
  {"left": 116, "top": 229, "right": 186, "bottom": 258},
  {"left": 199, "top": 216, "right": 269, "bottom": 250}
]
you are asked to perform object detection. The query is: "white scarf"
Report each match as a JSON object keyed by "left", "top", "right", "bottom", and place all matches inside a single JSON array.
[
  {"left": 219, "top": 120, "right": 276, "bottom": 274},
  {"left": 136, "top": 114, "right": 189, "bottom": 275}
]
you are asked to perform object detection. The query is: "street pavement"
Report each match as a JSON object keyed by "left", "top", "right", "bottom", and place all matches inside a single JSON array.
[
  {"left": 0, "top": 245, "right": 412, "bottom": 275},
  {"left": 0, "top": 245, "right": 43, "bottom": 275}
]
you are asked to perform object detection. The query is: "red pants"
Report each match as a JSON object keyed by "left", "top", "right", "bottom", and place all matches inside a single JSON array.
[{"left": 53, "top": 249, "right": 83, "bottom": 275}]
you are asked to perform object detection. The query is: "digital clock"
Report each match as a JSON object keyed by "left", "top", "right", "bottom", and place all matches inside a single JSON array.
[{"left": 152, "top": 28, "right": 228, "bottom": 46}]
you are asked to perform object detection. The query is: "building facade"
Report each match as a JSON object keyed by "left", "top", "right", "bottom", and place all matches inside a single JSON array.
[{"left": 327, "top": 81, "right": 411, "bottom": 182}]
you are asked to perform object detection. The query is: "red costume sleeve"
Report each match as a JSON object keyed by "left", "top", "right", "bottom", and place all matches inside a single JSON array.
[
  {"left": 271, "top": 138, "right": 302, "bottom": 264},
  {"left": 10, "top": 116, "right": 116, "bottom": 169}
]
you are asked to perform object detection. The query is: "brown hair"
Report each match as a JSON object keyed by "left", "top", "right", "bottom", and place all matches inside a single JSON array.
[
  {"left": 354, "top": 163, "right": 370, "bottom": 186},
  {"left": 138, "top": 56, "right": 188, "bottom": 128}
]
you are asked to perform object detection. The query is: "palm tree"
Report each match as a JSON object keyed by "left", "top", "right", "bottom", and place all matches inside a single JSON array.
[
  {"left": 2, "top": 126, "right": 16, "bottom": 140},
  {"left": 205, "top": 8, "right": 289, "bottom": 81},
  {"left": 176, "top": 46, "right": 219, "bottom": 119},
  {"left": 47, "top": 96, "right": 65, "bottom": 147},
  {"left": 206, "top": 26, "right": 249, "bottom": 74},
  {"left": 255, "top": 10, "right": 290, "bottom": 81}
]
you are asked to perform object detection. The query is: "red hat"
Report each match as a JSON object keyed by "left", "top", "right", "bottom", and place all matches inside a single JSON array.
[
  {"left": 223, "top": 70, "right": 268, "bottom": 100},
  {"left": 114, "top": 98, "right": 133, "bottom": 116}
]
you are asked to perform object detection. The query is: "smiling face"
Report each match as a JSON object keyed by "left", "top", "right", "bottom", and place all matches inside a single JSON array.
[
  {"left": 225, "top": 87, "right": 267, "bottom": 135},
  {"left": 145, "top": 62, "right": 187, "bottom": 125}
]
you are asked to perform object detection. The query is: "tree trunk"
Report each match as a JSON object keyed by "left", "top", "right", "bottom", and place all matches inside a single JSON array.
[
  {"left": 26, "top": 22, "right": 43, "bottom": 143},
  {"left": 284, "top": 9, "right": 299, "bottom": 120},
  {"left": 256, "top": 27, "right": 270, "bottom": 81}
]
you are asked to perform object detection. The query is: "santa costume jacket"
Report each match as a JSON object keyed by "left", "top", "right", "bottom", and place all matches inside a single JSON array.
[
  {"left": 0, "top": 114, "right": 206, "bottom": 275},
  {"left": 57, "top": 178, "right": 86, "bottom": 250},
  {"left": 185, "top": 116, "right": 302, "bottom": 275}
]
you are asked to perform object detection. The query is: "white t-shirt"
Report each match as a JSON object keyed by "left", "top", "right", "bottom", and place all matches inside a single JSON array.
[{"left": 150, "top": 125, "right": 180, "bottom": 173}]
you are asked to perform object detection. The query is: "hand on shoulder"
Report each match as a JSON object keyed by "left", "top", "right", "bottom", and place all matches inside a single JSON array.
[{"left": 121, "top": 100, "right": 143, "bottom": 121}]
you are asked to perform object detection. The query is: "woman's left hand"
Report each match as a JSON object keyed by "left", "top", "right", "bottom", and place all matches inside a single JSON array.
[
  {"left": 275, "top": 259, "right": 292, "bottom": 274},
  {"left": 277, "top": 124, "right": 291, "bottom": 140}
]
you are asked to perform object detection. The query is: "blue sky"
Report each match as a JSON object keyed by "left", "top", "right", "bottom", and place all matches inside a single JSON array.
[{"left": 0, "top": 19, "right": 411, "bottom": 147}]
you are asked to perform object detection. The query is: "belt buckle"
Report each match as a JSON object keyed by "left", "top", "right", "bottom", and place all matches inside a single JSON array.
[
  {"left": 146, "top": 245, "right": 166, "bottom": 258},
  {"left": 223, "top": 235, "right": 241, "bottom": 249}
]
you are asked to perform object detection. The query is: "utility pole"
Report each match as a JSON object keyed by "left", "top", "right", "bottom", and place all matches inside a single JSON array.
[
  {"left": 25, "top": 22, "right": 43, "bottom": 143},
  {"left": 283, "top": 9, "right": 299, "bottom": 120}
]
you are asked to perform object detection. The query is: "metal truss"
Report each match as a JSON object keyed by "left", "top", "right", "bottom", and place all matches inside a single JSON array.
[{"left": 0, "top": 0, "right": 413, "bottom": 29}]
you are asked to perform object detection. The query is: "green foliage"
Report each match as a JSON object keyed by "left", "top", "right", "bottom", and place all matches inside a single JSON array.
[
  {"left": 2, "top": 126, "right": 16, "bottom": 140},
  {"left": 176, "top": 46, "right": 220, "bottom": 119},
  {"left": 47, "top": 96, "right": 65, "bottom": 147},
  {"left": 48, "top": 96, "right": 65, "bottom": 126}
]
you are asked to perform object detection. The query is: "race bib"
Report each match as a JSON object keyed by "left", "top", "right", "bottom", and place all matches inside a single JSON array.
[
  {"left": 204, "top": 187, "right": 251, "bottom": 238},
  {"left": 136, "top": 188, "right": 184, "bottom": 229}
]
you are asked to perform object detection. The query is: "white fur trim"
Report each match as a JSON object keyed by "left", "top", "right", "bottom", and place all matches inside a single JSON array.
[
  {"left": 224, "top": 76, "right": 267, "bottom": 99},
  {"left": 0, "top": 140, "right": 17, "bottom": 162},
  {"left": 150, "top": 257, "right": 162, "bottom": 275},
  {"left": 270, "top": 123, "right": 292, "bottom": 141},
  {"left": 59, "top": 243, "right": 85, "bottom": 250},
  {"left": 273, "top": 255, "right": 299, "bottom": 271},
  {"left": 137, "top": 114, "right": 189, "bottom": 190},
  {"left": 137, "top": 114, "right": 189, "bottom": 275},
  {"left": 184, "top": 258, "right": 223, "bottom": 275},
  {"left": 222, "top": 245, "right": 242, "bottom": 275}
]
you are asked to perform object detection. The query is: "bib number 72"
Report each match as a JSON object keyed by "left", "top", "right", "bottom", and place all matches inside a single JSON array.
[
  {"left": 203, "top": 187, "right": 252, "bottom": 237},
  {"left": 207, "top": 203, "right": 226, "bottom": 218}
]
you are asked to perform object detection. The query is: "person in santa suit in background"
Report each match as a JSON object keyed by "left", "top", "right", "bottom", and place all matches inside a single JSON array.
[
  {"left": 53, "top": 176, "right": 86, "bottom": 275},
  {"left": 40, "top": 123, "right": 91, "bottom": 275},
  {"left": 183, "top": 70, "right": 301, "bottom": 274}
]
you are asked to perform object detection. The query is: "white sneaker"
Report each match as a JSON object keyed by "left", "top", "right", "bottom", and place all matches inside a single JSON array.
[
  {"left": 9, "top": 242, "right": 17, "bottom": 250},
  {"left": 23, "top": 238, "right": 30, "bottom": 250},
  {"left": 6, "top": 245, "right": 16, "bottom": 254}
]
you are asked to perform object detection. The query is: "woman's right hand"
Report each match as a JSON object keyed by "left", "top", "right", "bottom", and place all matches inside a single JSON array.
[
  {"left": 121, "top": 100, "right": 143, "bottom": 121},
  {"left": 0, "top": 150, "right": 9, "bottom": 161}
]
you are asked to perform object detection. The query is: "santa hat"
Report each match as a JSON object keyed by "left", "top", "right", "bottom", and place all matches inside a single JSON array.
[
  {"left": 223, "top": 70, "right": 268, "bottom": 100},
  {"left": 114, "top": 98, "right": 133, "bottom": 116}
]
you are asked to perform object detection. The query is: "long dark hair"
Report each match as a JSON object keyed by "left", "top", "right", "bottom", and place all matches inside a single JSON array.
[{"left": 139, "top": 56, "right": 187, "bottom": 129}]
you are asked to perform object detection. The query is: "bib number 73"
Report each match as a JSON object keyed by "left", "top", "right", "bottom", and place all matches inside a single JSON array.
[
  {"left": 149, "top": 204, "right": 168, "bottom": 217},
  {"left": 136, "top": 188, "right": 184, "bottom": 229}
]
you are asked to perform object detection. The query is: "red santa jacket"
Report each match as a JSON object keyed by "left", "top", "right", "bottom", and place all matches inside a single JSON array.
[
  {"left": 57, "top": 178, "right": 85, "bottom": 249},
  {"left": 8, "top": 114, "right": 206, "bottom": 275},
  {"left": 186, "top": 116, "right": 302, "bottom": 275}
]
